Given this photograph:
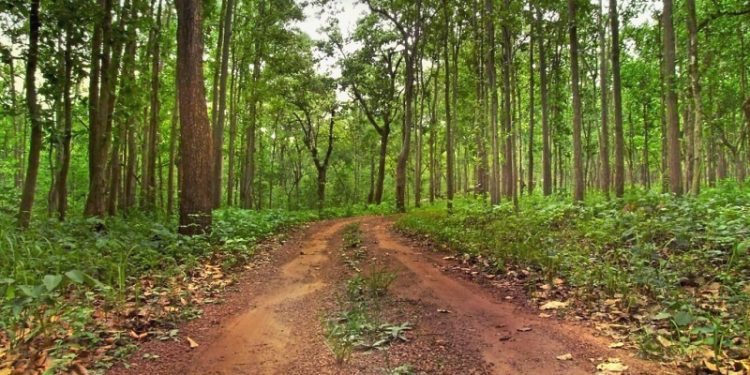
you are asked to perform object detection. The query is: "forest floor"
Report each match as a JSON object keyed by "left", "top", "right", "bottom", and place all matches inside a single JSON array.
[{"left": 107, "top": 216, "right": 671, "bottom": 375}]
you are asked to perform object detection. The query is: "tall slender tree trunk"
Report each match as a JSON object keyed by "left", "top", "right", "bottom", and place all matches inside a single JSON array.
[
  {"left": 610, "top": 0, "right": 625, "bottom": 197},
  {"left": 55, "top": 31, "right": 74, "bottom": 220},
  {"left": 663, "top": 0, "right": 683, "bottom": 195},
  {"left": 443, "top": 0, "right": 454, "bottom": 212},
  {"left": 527, "top": 20, "right": 535, "bottom": 195},
  {"left": 242, "top": 0, "right": 264, "bottom": 209},
  {"left": 501, "top": 0, "right": 513, "bottom": 200},
  {"left": 212, "top": 0, "right": 235, "bottom": 207},
  {"left": 226, "top": 55, "right": 239, "bottom": 206},
  {"left": 145, "top": 0, "right": 163, "bottom": 211},
  {"left": 374, "top": 127, "right": 389, "bottom": 204},
  {"left": 486, "top": 0, "right": 500, "bottom": 204},
  {"left": 538, "top": 8, "right": 552, "bottom": 196},
  {"left": 167, "top": 98, "right": 178, "bottom": 216},
  {"left": 18, "top": 0, "right": 41, "bottom": 228},
  {"left": 569, "top": 0, "right": 585, "bottom": 201},
  {"left": 598, "top": 0, "right": 610, "bottom": 197},
  {"left": 396, "top": 32, "right": 418, "bottom": 212},
  {"left": 176, "top": 0, "right": 213, "bottom": 234},
  {"left": 686, "top": 0, "right": 703, "bottom": 195},
  {"left": 85, "top": 0, "right": 128, "bottom": 216},
  {"left": 4, "top": 42, "right": 22, "bottom": 188}
]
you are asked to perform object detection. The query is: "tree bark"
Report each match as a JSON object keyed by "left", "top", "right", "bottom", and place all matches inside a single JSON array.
[
  {"left": 443, "top": 0, "right": 454, "bottom": 212},
  {"left": 686, "top": 0, "right": 703, "bottom": 195},
  {"left": 538, "top": 8, "right": 552, "bottom": 196},
  {"left": 569, "top": 0, "right": 585, "bottom": 201},
  {"left": 598, "top": 0, "right": 610, "bottom": 197},
  {"left": 176, "top": 0, "right": 213, "bottom": 234},
  {"left": 167, "top": 97, "right": 178, "bottom": 216},
  {"left": 17, "top": 0, "right": 41, "bottom": 228},
  {"left": 527, "top": 19, "right": 535, "bottom": 195},
  {"left": 54, "top": 30, "right": 74, "bottom": 220},
  {"left": 663, "top": 0, "right": 683, "bottom": 195},
  {"left": 212, "top": 0, "right": 235, "bottom": 207},
  {"left": 501, "top": 0, "right": 514, "bottom": 201},
  {"left": 486, "top": 0, "right": 500, "bottom": 204},
  {"left": 145, "top": 0, "right": 163, "bottom": 211}
]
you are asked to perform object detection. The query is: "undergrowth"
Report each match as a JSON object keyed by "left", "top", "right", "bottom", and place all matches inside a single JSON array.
[
  {"left": 396, "top": 183, "right": 750, "bottom": 372},
  {"left": 0, "top": 208, "right": 317, "bottom": 371}
]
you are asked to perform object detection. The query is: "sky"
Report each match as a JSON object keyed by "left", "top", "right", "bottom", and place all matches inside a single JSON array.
[{"left": 295, "top": 0, "right": 368, "bottom": 79}]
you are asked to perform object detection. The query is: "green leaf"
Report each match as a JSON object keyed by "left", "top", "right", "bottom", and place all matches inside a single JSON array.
[
  {"left": 65, "top": 270, "right": 85, "bottom": 284},
  {"left": 4, "top": 285, "right": 15, "bottom": 300},
  {"left": 673, "top": 311, "right": 694, "bottom": 327},
  {"left": 43, "top": 274, "right": 63, "bottom": 292},
  {"left": 19, "top": 285, "right": 42, "bottom": 298},
  {"left": 651, "top": 311, "right": 672, "bottom": 321}
]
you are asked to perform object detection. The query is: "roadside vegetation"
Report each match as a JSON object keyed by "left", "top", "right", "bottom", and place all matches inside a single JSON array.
[
  {"left": 396, "top": 184, "right": 750, "bottom": 373},
  {"left": 0, "top": 208, "right": 398, "bottom": 372}
]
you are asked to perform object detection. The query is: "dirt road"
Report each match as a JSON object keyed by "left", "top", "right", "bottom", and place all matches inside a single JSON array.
[{"left": 109, "top": 216, "right": 666, "bottom": 375}]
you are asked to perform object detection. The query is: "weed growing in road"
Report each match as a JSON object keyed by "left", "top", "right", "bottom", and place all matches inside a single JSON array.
[
  {"left": 341, "top": 223, "right": 367, "bottom": 271},
  {"left": 324, "top": 264, "right": 409, "bottom": 365}
]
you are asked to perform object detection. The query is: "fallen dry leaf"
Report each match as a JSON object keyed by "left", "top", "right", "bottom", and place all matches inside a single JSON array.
[
  {"left": 129, "top": 330, "right": 149, "bottom": 340},
  {"left": 608, "top": 342, "right": 625, "bottom": 349},
  {"left": 656, "top": 335, "right": 673, "bottom": 348},
  {"left": 540, "top": 301, "right": 568, "bottom": 310},
  {"left": 556, "top": 353, "right": 573, "bottom": 361},
  {"left": 187, "top": 336, "right": 199, "bottom": 349},
  {"left": 702, "top": 358, "right": 719, "bottom": 373},
  {"left": 596, "top": 358, "right": 629, "bottom": 373},
  {"left": 517, "top": 327, "right": 532, "bottom": 332}
]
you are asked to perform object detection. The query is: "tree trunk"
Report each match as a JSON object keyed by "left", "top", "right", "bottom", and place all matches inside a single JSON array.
[
  {"left": 610, "top": 0, "right": 625, "bottom": 197},
  {"left": 176, "top": 0, "right": 213, "bottom": 234},
  {"left": 501, "top": 0, "right": 514, "bottom": 201},
  {"left": 85, "top": 0, "right": 128, "bottom": 216},
  {"left": 527, "top": 20, "right": 535, "bottom": 195},
  {"left": 212, "top": 0, "right": 235, "bottom": 208},
  {"left": 598, "top": 0, "right": 610, "bottom": 197},
  {"left": 17, "top": 0, "right": 41, "bottom": 228},
  {"left": 396, "top": 45, "right": 416, "bottom": 212},
  {"left": 686, "top": 0, "right": 703, "bottom": 195},
  {"left": 145, "top": 0, "right": 163, "bottom": 211},
  {"left": 226, "top": 55, "right": 239, "bottom": 206},
  {"left": 663, "top": 0, "right": 683, "bottom": 195},
  {"left": 55, "top": 31, "right": 74, "bottom": 221},
  {"left": 486, "top": 0, "right": 500, "bottom": 204},
  {"left": 538, "top": 8, "right": 552, "bottom": 196},
  {"left": 167, "top": 98, "right": 178, "bottom": 216},
  {"left": 242, "top": 1, "right": 263, "bottom": 209},
  {"left": 443, "top": 1, "right": 454, "bottom": 212},
  {"left": 375, "top": 127, "right": 389, "bottom": 204},
  {"left": 569, "top": 0, "right": 584, "bottom": 201}
]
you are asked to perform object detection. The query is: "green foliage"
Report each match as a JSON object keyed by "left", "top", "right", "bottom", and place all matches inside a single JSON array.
[
  {"left": 396, "top": 185, "right": 750, "bottom": 363},
  {"left": 0, "top": 208, "right": 311, "bottom": 352},
  {"left": 325, "top": 268, "right": 408, "bottom": 364}
]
